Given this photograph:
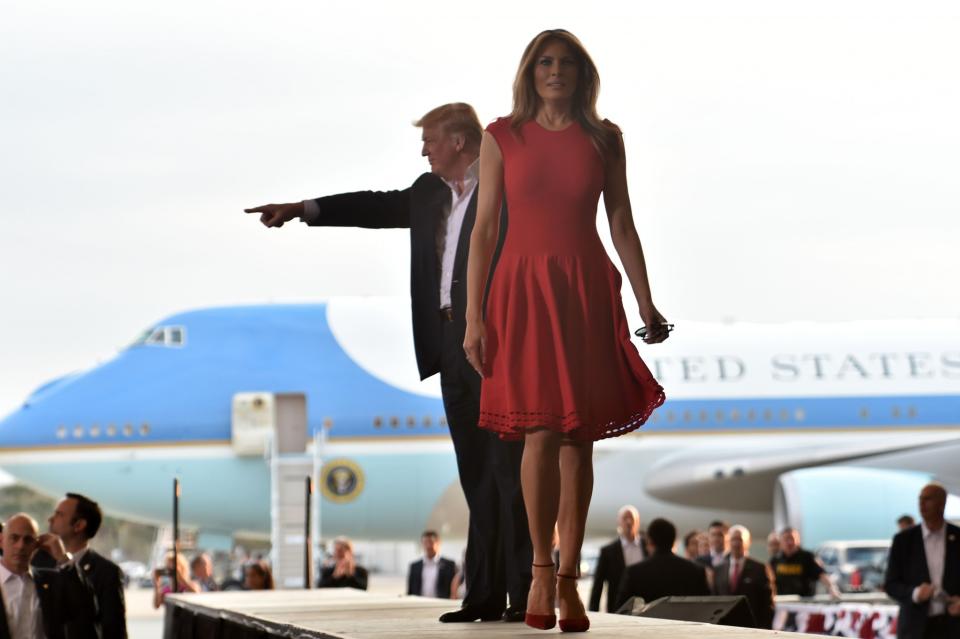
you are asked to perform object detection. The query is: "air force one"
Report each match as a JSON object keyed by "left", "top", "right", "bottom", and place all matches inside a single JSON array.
[{"left": 1, "top": 298, "right": 958, "bottom": 550}]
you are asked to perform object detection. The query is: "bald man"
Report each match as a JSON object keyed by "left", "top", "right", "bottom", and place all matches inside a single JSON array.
[
  {"left": 0, "top": 514, "right": 73, "bottom": 639},
  {"left": 885, "top": 483, "right": 960, "bottom": 639}
]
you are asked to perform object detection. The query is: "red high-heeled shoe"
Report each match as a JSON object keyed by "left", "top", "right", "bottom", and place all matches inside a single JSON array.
[
  {"left": 556, "top": 573, "right": 590, "bottom": 633},
  {"left": 525, "top": 562, "right": 557, "bottom": 630}
]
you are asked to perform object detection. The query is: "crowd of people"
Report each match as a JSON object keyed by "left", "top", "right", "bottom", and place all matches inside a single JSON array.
[
  {"left": 0, "top": 493, "right": 127, "bottom": 639},
  {"left": 584, "top": 510, "right": 832, "bottom": 629},
  {"left": 3, "top": 483, "right": 958, "bottom": 638}
]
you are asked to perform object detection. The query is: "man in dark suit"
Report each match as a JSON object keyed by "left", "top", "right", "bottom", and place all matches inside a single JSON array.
[
  {"left": 408, "top": 531, "right": 457, "bottom": 599},
  {"left": 44, "top": 493, "right": 127, "bottom": 639},
  {"left": 589, "top": 505, "right": 646, "bottom": 612},
  {"left": 885, "top": 482, "right": 960, "bottom": 639},
  {"left": 246, "top": 103, "right": 531, "bottom": 623},
  {"left": 615, "top": 518, "right": 709, "bottom": 610},
  {"left": 695, "top": 520, "right": 729, "bottom": 570},
  {"left": 713, "top": 524, "right": 775, "bottom": 629},
  {"left": 1, "top": 514, "right": 73, "bottom": 639}
]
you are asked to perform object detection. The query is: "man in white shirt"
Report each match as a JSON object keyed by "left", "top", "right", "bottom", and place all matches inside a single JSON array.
[
  {"left": 885, "top": 483, "right": 960, "bottom": 639},
  {"left": 245, "top": 103, "right": 531, "bottom": 623},
  {"left": 0, "top": 514, "right": 67, "bottom": 639},
  {"left": 407, "top": 531, "right": 456, "bottom": 599},
  {"left": 588, "top": 505, "right": 647, "bottom": 612},
  {"left": 712, "top": 525, "right": 775, "bottom": 628}
]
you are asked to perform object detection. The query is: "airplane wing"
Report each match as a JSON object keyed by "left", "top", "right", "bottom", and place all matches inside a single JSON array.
[{"left": 643, "top": 431, "right": 960, "bottom": 511}]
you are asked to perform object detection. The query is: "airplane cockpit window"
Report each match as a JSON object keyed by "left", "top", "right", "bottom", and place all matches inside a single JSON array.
[{"left": 131, "top": 326, "right": 186, "bottom": 348}]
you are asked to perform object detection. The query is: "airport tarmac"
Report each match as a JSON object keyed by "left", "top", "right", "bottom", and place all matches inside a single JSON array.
[{"left": 166, "top": 587, "right": 822, "bottom": 639}]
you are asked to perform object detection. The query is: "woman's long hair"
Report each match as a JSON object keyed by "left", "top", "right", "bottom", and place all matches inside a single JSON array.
[
  {"left": 244, "top": 559, "right": 275, "bottom": 590},
  {"left": 510, "top": 29, "right": 620, "bottom": 158}
]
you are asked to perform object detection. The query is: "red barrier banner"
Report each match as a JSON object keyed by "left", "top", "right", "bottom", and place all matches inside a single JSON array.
[{"left": 774, "top": 602, "right": 898, "bottom": 638}]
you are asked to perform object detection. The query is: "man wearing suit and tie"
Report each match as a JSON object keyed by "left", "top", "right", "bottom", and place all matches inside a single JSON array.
[
  {"left": 615, "top": 518, "right": 710, "bottom": 610},
  {"left": 712, "top": 525, "right": 775, "bottom": 629},
  {"left": 43, "top": 493, "right": 127, "bottom": 639},
  {"left": 408, "top": 531, "right": 457, "bottom": 599},
  {"left": 695, "top": 520, "right": 729, "bottom": 570},
  {"left": 885, "top": 483, "right": 960, "bottom": 639},
  {"left": 589, "top": 505, "right": 646, "bottom": 612},
  {"left": 246, "top": 103, "right": 531, "bottom": 623}
]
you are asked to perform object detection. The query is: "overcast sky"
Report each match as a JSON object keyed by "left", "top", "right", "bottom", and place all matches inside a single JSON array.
[{"left": 2, "top": 0, "right": 959, "bottom": 421}]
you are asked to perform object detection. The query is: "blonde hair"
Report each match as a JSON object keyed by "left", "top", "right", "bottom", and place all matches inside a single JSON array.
[
  {"left": 333, "top": 535, "right": 354, "bottom": 554},
  {"left": 414, "top": 103, "right": 483, "bottom": 153},
  {"left": 510, "top": 29, "right": 620, "bottom": 158}
]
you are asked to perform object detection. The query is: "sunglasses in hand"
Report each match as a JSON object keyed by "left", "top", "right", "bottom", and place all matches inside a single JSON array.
[{"left": 634, "top": 323, "right": 675, "bottom": 341}]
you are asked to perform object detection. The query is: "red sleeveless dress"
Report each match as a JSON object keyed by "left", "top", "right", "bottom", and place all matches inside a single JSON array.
[{"left": 478, "top": 117, "right": 665, "bottom": 442}]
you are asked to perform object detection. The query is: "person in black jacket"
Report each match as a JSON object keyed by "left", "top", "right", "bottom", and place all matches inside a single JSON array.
[
  {"left": 770, "top": 527, "right": 839, "bottom": 598},
  {"left": 318, "top": 537, "right": 368, "bottom": 590},
  {"left": 408, "top": 531, "right": 457, "bottom": 598},
  {"left": 589, "top": 505, "right": 646, "bottom": 612},
  {"left": 44, "top": 493, "right": 127, "bottom": 639},
  {"left": 246, "top": 102, "right": 530, "bottom": 623},
  {"left": 695, "top": 520, "right": 729, "bottom": 570},
  {"left": 615, "top": 518, "right": 709, "bottom": 610},
  {"left": 1, "top": 513, "right": 85, "bottom": 639},
  {"left": 885, "top": 483, "right": 960, "bottom": 639},
  {"left": 713, "top": 525, "right": 775, "bottom": 629}
]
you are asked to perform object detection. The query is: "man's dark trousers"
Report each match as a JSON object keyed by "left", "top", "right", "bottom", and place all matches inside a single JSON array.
[{"left": 309, "top": 173, "right": 531, "bottom": 611}]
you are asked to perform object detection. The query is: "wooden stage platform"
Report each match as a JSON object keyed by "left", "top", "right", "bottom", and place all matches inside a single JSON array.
[{"left": 165, "top": 589, "right": 820, "bottom": 638}]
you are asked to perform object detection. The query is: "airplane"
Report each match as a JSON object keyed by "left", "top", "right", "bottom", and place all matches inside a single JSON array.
[{"left": 1, "top": 297, "right": 958, "bottom": 555}]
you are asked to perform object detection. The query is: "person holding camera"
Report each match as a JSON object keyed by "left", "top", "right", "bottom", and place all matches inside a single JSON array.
[{"left": 151, "top": 553, "right": 199, "bottom": 609}]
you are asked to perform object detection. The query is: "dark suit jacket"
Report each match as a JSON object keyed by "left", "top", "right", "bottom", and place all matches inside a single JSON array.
[
  {"left": 310, "top": 173, "right": 480, "bottom": 380},
  {"left": 713, "top": 556, "right": 775, "bottom": 629},
  {"left": 74, "top": 550, "right": 127, "bottom": 639},
  {"left": 28, "top": 549, "right": 125, "bottom": 639},
  {"left": 317, "top": 565, "right": 368, "bottom": 590},
  {"left": 695, "top": 552, "right": 727, "bottom": 569},
  {"left": 589, "top": 537, "right": 647, "bottom": 612},
  {"left": 884, "top": 523, "right": 960, "bottom": 639},
  {"left": 615, "top": 551, "right": 710, "bottom": 611},
  {"left": 0, "top": 568, "right": 71, "bottom": 639},
  {"left": 407, "top": 557, "right": 456, "bottom": 598}
]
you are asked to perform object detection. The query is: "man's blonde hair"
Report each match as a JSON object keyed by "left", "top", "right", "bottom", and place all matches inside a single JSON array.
[{"left": 414, "top": 103, "right": 483, "bottom": 152}]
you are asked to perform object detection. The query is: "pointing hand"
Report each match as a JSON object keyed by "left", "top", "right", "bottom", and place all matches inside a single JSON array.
[{"left": 244, "top": 202, "right": 304, "bottom": 228}]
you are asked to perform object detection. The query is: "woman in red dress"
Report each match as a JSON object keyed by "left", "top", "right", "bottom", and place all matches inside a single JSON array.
[{"left": 464, "top": 29, "right": 670, "bottom": 631}]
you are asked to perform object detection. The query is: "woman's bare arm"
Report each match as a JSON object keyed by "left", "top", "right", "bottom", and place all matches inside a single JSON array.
[{"left": 602, "top": 131, "right": 669, "bottom": 343}]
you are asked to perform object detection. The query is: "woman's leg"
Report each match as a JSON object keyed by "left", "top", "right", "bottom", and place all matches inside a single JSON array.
[
  {"left": 556, "top": 439, "right": 594, "bottom": 619},
  {"left": 522, "top": 428, "right": 562, "bottom": 614}
]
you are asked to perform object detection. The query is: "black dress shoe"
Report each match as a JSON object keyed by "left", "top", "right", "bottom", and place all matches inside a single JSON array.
[
  {"left": 438, "top": 605, "right": 504, "bottom": 623},
  {"left": 501, "top": 606, "right": 527, "bottom": 622}
]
